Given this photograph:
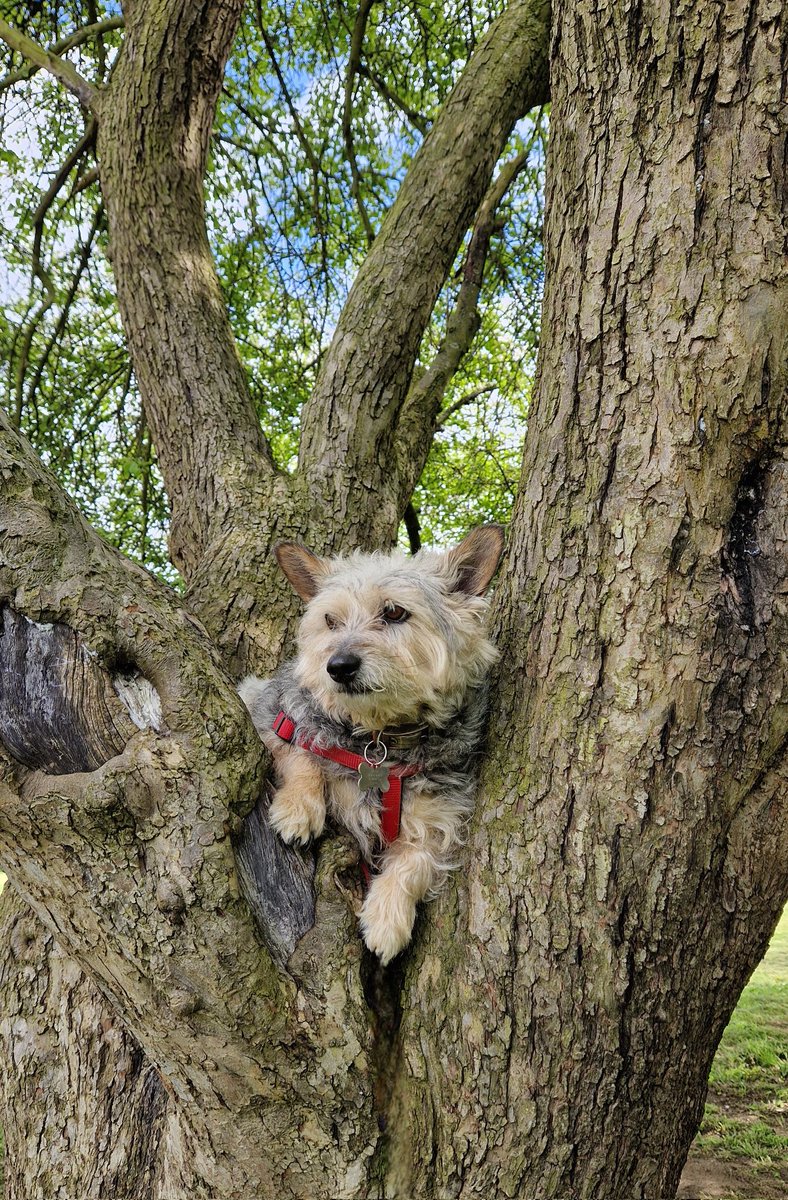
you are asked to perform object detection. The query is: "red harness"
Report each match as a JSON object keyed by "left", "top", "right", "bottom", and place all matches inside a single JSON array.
[{"left": 271, "top": 710, "right": 421, "bottom": 844}]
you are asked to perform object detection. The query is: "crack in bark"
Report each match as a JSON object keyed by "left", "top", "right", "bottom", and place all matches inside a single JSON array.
[{"left": 720, "top": 453, "right": 770, "bottom": 633}]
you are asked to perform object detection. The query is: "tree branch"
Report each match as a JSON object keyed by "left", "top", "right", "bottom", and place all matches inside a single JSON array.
[
  {"left": 395, "top": 146, "right": 534, "bottom": 505},
  {"left": 30, "top": 120, "right": 97, "bottom": 292},
  {"left": 0, "top": 411, "right": 382, "bottom": 1188},
  {"left": 403, "top": 500, "right": 422, "bottom": 553},
  {"left": 435, "top": 383, "right": 497, "bottom": 429},
  {"left": 10, "top": 128, "right": 99, "bottom": 426},
  {"left": 342, "top": 0, "right": 377, "bottom": 248},
  {"left": 24, "top": 205, "right": 103, "bottom": 414},
  {"left": 256, "top": 19, "right": 323, "bottom": 178},
  {"left": 0, "top": 16, "right": 124, "bottom": 93},
  {"left": 94, "top": 0, "right": 277, "bottom": 580},
  {"left": 0, "top": 17, "right": 98, "bottom": 110},
  {"left": 296, "top": 0, "right": 551, "bottom": 551},
  {"left": 356, "top": 61, "right": 430, "bottom": 134},
  {"left": 0, "top": 405, "right": 271, "bottom": 1034},
  {"left": 253, "top": 23, "right": 330, "bottom": 259}
]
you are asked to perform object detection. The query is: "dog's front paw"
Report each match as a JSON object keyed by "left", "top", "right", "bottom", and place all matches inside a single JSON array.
[
  {"left": 269, "top": 787, "right": 325, "bottom": 846},
  {"left": 359, "top": 875, "right": 416, "bottom": 965}
]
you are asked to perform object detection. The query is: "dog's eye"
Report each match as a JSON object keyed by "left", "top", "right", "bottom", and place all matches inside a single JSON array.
[
  {"left": 325, "top": 614, "right": 338, "bottom": 630},
  {"left": 382, "top": 602, "right": 409, "bottom": 624}
]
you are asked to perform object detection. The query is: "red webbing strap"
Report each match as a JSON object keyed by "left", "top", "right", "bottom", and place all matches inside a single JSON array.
[
  {"left": 272, "top": 710, "right": 417, "bottom": 846},
  {"left": 379, "top": 776, "right": 403, "bottom": 844}
]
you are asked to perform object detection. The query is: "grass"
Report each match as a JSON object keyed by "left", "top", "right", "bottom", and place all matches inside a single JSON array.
[{"left": 682, "top": 907, "right": 788, "bottom": 1199}]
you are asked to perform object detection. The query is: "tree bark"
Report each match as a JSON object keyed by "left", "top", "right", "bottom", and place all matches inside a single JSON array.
[
  {"left": 385, "top": 1, "right": 788, "bottom": 1195},
  {"left": 0, "top": 886, "right": 168, "bottom": 1200},
  {"left": 94, "top": 0, "right": 274, "bottom": 582},
  {"left": 0, "top": 414, "right": 378, "bottom": 1198},
  {"left": 1, "top": 0, "right": 787, "bottom": 1197}
]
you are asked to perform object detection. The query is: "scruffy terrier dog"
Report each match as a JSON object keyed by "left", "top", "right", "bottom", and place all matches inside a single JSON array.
[{"left": 239, "top": 525, "right": 504, "bottom": 964}]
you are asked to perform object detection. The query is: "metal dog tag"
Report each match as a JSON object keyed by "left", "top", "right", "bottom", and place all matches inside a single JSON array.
[
  {"left": 359, "top": 737, "right": 389, "bottom": 792},
  {"left": 358, "top": 761, "right": 390, "bottom": 791}
]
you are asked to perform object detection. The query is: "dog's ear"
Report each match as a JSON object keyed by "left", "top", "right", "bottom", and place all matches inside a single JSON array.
[
  {"left": 274, "top": 542, "right": 329, "bottom": 602},
  {"left": 446, "top": 525, "right": 505, "bottom": 596}
]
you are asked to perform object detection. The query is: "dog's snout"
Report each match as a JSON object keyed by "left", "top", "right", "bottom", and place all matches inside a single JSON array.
[{"left": 326, "top": 651, "right": 362, "bottom": 683}]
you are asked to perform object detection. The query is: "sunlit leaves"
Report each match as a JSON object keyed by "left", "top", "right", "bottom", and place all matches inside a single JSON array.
[{"left": 1, "top": 0, "right": 546, "bottom": 575}]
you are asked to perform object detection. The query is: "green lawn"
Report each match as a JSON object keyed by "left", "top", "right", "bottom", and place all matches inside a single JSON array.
[{"left": 682, "top": 908, "right": 788, "bottom": 1199}]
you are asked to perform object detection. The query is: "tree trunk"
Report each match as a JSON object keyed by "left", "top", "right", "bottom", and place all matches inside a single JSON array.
[
  {"left": 385, "top": 1, "right": 788, "bottom": 1195},
  {"left": 0, "top": 886, "right": 168, "bottom": 1200},
  {"left": 0, "top": 0, "right": 786, "bottom": 1197}
]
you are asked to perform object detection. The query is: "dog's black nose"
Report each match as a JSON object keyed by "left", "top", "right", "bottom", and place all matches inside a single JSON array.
[{"left": 327, "top": 651, "right": 362, "bottom": 683}]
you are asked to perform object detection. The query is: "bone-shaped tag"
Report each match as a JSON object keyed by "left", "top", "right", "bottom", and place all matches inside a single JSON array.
[{"left": 358, "top": 761, "right": 390, "bottom": 791}]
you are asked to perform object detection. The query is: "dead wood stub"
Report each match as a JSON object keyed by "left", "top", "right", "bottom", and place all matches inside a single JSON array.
[
  {"left": 0, "top": 605, "right": 135, "bottom": 773},
  {"left": 234, "top": 785, "right": 316, "bottom": 963}
]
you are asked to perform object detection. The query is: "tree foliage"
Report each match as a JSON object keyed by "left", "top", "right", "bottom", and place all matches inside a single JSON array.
[{"left": 1, "top": 0, "right": 546, "bottom": 575}]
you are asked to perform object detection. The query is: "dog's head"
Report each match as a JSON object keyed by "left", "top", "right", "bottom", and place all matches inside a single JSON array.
[{"left": 274, "top": 526, "right": 504, "bottom": 730}]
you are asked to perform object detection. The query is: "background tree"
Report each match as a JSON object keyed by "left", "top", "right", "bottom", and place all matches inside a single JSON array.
[{"left": 0, "top": 1, "right": 786, "bottom": 1198}]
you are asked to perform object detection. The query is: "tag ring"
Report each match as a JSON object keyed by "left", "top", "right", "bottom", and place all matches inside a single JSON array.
[{"left": 363, "top": 738, "right": 388, "bottom": 767}]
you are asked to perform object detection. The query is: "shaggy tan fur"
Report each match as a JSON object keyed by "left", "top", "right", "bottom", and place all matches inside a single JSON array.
[{"left": 239, "top": 525, "right": 503, "bottom": 964}]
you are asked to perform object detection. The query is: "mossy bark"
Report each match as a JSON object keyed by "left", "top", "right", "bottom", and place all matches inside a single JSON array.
[
  {"left": 1, "top": 0, "right": 787, "bottom": 1197},
  {"left": 385, "top": 1, "right": 788, "bottom": 1195}
]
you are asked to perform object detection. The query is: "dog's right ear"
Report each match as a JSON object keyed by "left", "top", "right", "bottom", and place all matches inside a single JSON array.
[{"left": 274, "top": 542, "right": 329, "bottom": 602}]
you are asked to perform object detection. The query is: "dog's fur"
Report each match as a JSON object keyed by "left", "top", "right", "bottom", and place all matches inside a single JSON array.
[{"left": 239, "top": 525, "right": 504, "bottom": 963}]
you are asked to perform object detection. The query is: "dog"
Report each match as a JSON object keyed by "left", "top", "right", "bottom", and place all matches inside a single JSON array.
[{"left": 239, "top": 524, "right": 504, "bottom": 964}]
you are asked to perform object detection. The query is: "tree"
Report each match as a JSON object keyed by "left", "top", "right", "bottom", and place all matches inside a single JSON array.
[
  {"left": 0, "top": 1, "right": 545, "bottom": 575},
  {"left": 0, "top": 0, "right": 786, "bottom": 1196}
]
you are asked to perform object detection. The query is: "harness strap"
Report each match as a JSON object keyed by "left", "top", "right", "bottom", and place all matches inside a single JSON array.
[{"left": 272, "top": 710, "right": 420, "bottom": 845}]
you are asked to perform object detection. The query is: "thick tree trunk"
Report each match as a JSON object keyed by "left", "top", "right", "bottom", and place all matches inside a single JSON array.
[
  {"left": 385, "top": 1, "right": 788, "bottom": 1196},
  {"left": 0, "top": 415, "right": 379, "bottom": 1199},
  {"left": 1, "top": 0, "right": 786, "bottom": 1197}
]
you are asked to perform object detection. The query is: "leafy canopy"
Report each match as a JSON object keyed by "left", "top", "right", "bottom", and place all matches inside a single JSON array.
[{"left": 0, "top": 0, "right": 545, "bottom": 579}]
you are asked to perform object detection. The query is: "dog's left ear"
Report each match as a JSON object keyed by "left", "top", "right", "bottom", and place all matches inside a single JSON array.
[
  {"left": 446, "top": 524, "right": 505, "bottom": 596},
  {"left": 274, "top": 542, "right": 330, "bottom": 602}
]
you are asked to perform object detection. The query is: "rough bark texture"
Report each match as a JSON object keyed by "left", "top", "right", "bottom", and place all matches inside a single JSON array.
[
  {"left": 1, "top": 0, "right": 786, "bottom": 1197},
  {"left": 0, "top": 414, "right": 376, "bottom": 1198},
  {"left": 0, "top": 886, "right": 168, "bottom": 1200},
  {"left": 385, "top": 1, "right": 788, "bottom": 1196}
]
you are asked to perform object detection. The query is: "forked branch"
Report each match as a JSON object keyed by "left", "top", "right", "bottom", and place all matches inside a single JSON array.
[{"left": 296, "top": 0, "right": 551, "bottom": 549}]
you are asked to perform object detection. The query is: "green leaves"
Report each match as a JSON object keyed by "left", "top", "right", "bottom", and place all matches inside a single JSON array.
[{"left": 1, "top": 1, "right": 546, "bottom": 571}]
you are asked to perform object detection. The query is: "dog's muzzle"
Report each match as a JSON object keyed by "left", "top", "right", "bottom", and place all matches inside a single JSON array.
[{"left": 326, "top": 651, "right": 362, "bottom": 685}]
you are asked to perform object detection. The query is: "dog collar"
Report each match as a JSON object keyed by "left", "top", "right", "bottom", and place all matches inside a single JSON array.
[
  {"left": 271, "top": 710, "right": 421, "bottom": 844},
  {"left": 375, "top": 722, "right": 429, "bottom": 750}
]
